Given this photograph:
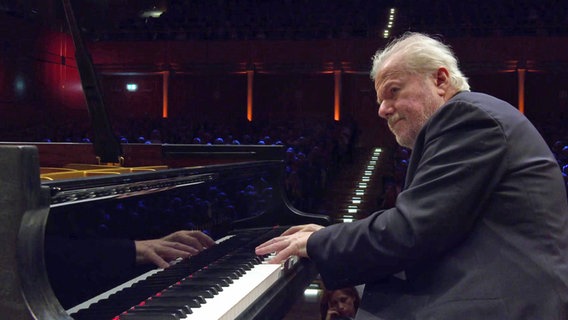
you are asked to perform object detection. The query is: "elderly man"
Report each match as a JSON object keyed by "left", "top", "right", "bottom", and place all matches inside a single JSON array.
[{"left": 256, "top": 32, "right": 568, "bottom": 319}]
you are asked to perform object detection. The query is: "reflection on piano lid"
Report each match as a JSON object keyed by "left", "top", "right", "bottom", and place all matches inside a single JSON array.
[
  {"left": 0, "top": 144, "right": 330, "bottom": 320},
  {"left": 68, "top": 228, "right": 308, "bottom": 320}
]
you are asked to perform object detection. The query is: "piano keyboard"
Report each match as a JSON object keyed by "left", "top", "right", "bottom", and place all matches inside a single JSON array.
[
  {"left": 190, "top": 263, "right": 281, "bottom": 319},
  {"left": 67, "top": 228, "right": 294, "bottom": 320},
  {"left": 156, "top": 261, "right": 281, "bottom": 320}
]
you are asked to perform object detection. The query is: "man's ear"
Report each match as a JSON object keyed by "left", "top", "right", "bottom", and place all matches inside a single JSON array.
[{"left": 435, "top": 67, "right": 451, "bottom": 96}]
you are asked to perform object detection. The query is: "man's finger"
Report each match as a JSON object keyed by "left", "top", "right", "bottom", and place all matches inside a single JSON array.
[
  {"left": 189, "top": 231, "right": 215, "bottom": 247},
  {"left": 268, "top": 247, "right": 294, "bottom": 264},
  {"left": 165, "top": 231, "right": 215, "bottom": 250},
  {"left": 255, "top": 237, "right": 288, "bottom": 255},
  {"left": 280, "top": 225, "right": 303, "bottom": 236},
  {"left": 175, "top": 235, "right": 206, "bottom": 251},
  {"left": 163, "top": 242, "right": 198, "bottom": 256},
  {"left": 146, "top": 250, "right": 170, "bottom": 269},
  {"left": 255, "top": 237, "right": 279, "bottom": 251}
]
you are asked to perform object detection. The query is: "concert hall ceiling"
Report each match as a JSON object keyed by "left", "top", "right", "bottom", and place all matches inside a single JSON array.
[{"left": 2, "top": 0, "right": 567, "bottom": 41}]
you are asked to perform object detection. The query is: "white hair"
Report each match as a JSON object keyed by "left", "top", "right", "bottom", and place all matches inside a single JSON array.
[{"left": 370, "top": 32, "right": 470, "bottom": 91}]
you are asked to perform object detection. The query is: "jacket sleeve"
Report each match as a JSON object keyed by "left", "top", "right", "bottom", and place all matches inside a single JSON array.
[{"left": 307, "top": 101, "right": 509, "bottom": 289}]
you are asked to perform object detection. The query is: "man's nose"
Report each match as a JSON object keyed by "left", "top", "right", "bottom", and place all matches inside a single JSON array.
[{"left": 378, "top": 101, "right": 392, "bottom": 119}]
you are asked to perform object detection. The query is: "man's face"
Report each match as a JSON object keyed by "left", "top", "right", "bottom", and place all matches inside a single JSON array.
[{"left": 375, "top": 61, "right": 445, "bottom": 149}]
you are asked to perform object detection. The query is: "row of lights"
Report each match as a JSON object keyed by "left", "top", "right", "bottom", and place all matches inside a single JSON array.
[
  {"left": 342, "top": 148, "right": 382, "bottom": 223},
  {"left": 383, "top": 8, "right": 397, "bottom": 39},
  {"left": 303, "top": 148, "right": 383, "bottom": 300},
  {"left": 138, "top": 7, "right": 397, "bottom": 38}
]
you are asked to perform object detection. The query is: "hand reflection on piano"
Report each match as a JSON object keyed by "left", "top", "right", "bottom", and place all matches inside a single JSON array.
[
  {"left": 45, "top": 229, "right": 214, "bottom": 310},
  {"left": 135, "top": 230, "right": 215, "bottom": 268},
  {"left": 255, "top": 223, "right": 325, "bottom": 264}
]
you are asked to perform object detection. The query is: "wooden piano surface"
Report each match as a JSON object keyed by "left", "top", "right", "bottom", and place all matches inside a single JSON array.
[
  {"left": 0, "top": 144, "right": 330, "bottom": 320},
  {"left": 0, "top": 142, "right": 289, "bottom": 168}
]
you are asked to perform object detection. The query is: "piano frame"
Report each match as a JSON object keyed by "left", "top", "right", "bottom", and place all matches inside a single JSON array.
[{"left": 0, "top": 145, "right": 68, "bottom": 320}]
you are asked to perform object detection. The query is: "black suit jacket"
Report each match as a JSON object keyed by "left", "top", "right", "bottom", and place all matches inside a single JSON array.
[{"left": 307, "top": 92, "right": 568, "bottom": 319}]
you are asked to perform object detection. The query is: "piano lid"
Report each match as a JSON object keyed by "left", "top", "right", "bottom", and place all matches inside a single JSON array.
[{"left": 61, "top": 0, "right": 122, "bottom": 164}]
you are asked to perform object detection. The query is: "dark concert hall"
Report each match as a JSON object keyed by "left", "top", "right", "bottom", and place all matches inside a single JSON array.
[{"left": 1, "top": 1, "right": 568, "bottom": 319}]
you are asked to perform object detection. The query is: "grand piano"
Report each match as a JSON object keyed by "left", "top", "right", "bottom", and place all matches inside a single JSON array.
[
  {"left": 0, "top": 144, "right": 330, "bottom": 320},
  {"left": 0, "top": 0, "right": 330, "bottom": 318}
]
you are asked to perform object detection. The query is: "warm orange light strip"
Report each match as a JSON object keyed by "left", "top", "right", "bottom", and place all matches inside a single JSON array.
[
  {"left": 247, "top": 70, "right": 254, "bottom": 121},
  {"left": 162, "top": 71, "right": 169, "bottom": 118},
  {"left": 334, "top": 70, "right": 341, "bottom": 121},
  {"left": 517, "top": 68, "right": 525, "bottom": 114}
]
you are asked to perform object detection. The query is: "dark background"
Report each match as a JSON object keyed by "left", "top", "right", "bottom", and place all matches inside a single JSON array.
[{"left": 0, "top": 0, "right": 566, "bottom": 148}]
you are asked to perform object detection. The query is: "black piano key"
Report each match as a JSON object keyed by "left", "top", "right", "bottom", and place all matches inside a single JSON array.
[
  {"left": 144, "top": 296, "right": 201, "bottom": 309},
  {"left": 191, "top": 269, "right": 240, "bottom": 280},
  {"left": 130, "top": 305, "right": 190, "bottom": 317},
  {"left": 161, "top": 286, "right": 216, "bottom": 299},
  {"left": 184, "top": 276, "right": 232, "bottom": 287},
  {"left": 220, "top": 253, "right": 263, "bottom": 264},
  {"left": 70, "top": 228, "right": 285, "bottom": 320},
  {"left": 190, "top": 272, "right": 234, "bottom": 284},
  {"left": 171, "top": 283, "right": 220, "bottom": 294},
  {"left": 157, "top": 290, "right": 208, "bottom": 304},
  {"left": 215, "top": 261, "right": 255, "bottom": 271},
  {"left": 118, "top": 311, "right": 181, "bottom": 320},
  {"left": 200, "top": 265, "right": 246, "bottom": 275},
  {"left": 178, "top": 279, "right": 224, "bottom": 291},
  {"left": 226, "top": 251, "right": 263, "bottom": 259}
]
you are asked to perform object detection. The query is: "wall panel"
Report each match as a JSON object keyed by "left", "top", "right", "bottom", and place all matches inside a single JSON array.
[
  {"left": 254, "top": 73, "right": 334, "bottom": 122},
  {"left": 169, "top": 73, "right": 247, "bottom": 124}
]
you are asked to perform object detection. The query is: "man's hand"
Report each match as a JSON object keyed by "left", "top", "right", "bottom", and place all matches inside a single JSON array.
[
  {"left": 162, "top": 230, "right": 215, "bottom": 250},
  {"left": 135, "top": 230, "right": 215, "bottom": 268},
  {"left": 255, "top": 224, "right": 324, "bottom": 264}
]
